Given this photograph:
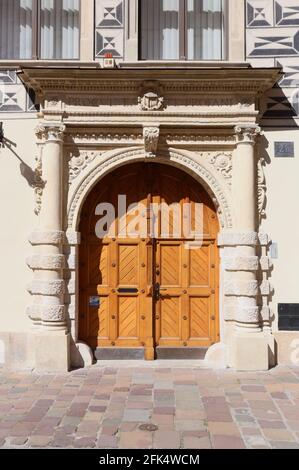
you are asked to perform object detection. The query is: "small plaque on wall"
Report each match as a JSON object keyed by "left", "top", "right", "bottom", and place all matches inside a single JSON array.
[
  {"left": 274, "top": 142, "right": 294, "bottom": 158},
  {"left": 89, "top": 296, "right": 100, "bottom": 307}
]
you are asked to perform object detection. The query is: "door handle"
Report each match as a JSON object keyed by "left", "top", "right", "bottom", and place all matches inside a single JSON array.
[{"left": 154, "top": 283, "right": 167, "bottom": 300}]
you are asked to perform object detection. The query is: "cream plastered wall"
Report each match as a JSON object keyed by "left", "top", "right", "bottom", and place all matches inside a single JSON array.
[
  {"left": 0, "top": 118, "right": 37, "bottom": 332},
  {"left": 261, "top": 129, "right": 299, "bottom": 324}
]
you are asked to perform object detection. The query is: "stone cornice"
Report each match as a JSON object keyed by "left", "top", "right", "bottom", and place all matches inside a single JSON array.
[{"left": 18, "top": 66, "right": 280, "bottom": 98}]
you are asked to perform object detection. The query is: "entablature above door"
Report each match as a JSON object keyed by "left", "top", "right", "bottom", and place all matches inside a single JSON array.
[{"left": 18, "top": 63, "right": 281, "bottom": 128}]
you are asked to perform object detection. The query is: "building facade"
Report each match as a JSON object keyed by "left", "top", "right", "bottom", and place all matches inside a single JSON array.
[{"left": 0, "top": 0, "right": 298, "bottom": 372}]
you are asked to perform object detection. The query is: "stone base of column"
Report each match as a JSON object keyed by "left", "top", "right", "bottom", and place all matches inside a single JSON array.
[
  {"left": 34, "top": 331, "right": 70, "bottom": 372},
  {"left": 230, "top": 332, "right": 269, "bottom": 371}
]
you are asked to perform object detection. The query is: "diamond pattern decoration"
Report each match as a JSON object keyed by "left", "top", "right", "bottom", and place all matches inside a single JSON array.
[
  {"left": 247, "top": 28, "right": 299, "bottom": 56},
  {"left": 95, "top": 0, "right": 124, "bottom": 59},
  {"left": 246, "top": 0, "right": 299, "bottom": 122},
  {"left": 96, "top": 0, "right": 123, "bottom": 27},
  {"left": 276, "top": 58, "right": 299, "bottom": 86},
  {"left": 247, "top": 0, "right": 273, "bottom": 27},
  {"left": 0, "top": 70, "right": 18, "bottom": 84},
  {"left": 95, "top": 30, "right": 123, "bottom": 58},
  {"left": 275, "top": 0, "right": 299, "bottom": 26},
  {"left": 263, "top": 88, "right": 297, "bottom": 118},
  {"left": 0, "top": 69, "right": 38, "bottom": 113}
]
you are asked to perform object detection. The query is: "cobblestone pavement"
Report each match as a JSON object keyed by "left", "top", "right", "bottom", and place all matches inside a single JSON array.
[{"left": 1, "top": 363, "right": 299, "bottom": 449}]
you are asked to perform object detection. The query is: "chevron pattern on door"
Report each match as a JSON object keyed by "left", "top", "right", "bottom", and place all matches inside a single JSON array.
[{"left": 79, "top": 163, "right": 219, "bottom": 359}]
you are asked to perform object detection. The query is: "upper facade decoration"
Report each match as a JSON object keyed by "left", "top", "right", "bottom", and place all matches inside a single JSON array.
[
  {"left": 138, "top": 81, "right": 165, "bottom": 111},
  {"left": 0, "top": 70, "right": 38, "bottom": 113},
  {"left": 95, "top": 0, "right": 125, "bottom": 59},
  {"left": 246, "top": 0, "right": 299, "bottom": 125}
]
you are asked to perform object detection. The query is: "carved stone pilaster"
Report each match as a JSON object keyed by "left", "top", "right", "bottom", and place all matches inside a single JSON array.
[{"left": 143, "top": 125, "right": 160, "bottom": 158}]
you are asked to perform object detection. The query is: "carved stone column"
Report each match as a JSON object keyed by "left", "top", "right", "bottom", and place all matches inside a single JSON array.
[
  {"left": 27, "top": 124, "right": 69, "bottom": 371},
  {"left": 222, "top": 125, "right": 270, "bottom": 370}
]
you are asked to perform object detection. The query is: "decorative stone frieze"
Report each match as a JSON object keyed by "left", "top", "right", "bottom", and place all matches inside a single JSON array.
[
  {"left": 65, "top": 131, "right": 143, "bottom": 146},
  {"left": 224, "top": 280, "right": 259, "bottom": 297},
  {"left": 218, "top": 231, "right": 259, "bottom": 247},
  {"left": 143, "top": 125, "right": 160, "bottom": 157},
  {"left": 27, "top": 280, "right": 65, "bottom": 296},
  {"left": 26, "top": 254, "right": 65, "bottom": 271},
  {"left": 223, "top": 256, "right": 259, "bottom": 272},
  {"left": 29, "top": 231, "right": 65, "bottom": 246}
]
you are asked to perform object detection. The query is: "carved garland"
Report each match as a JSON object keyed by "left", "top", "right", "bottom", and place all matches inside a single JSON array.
[
  {"left": 67, "top": 148, "right": 233, "bottom": 230},
  {"left": 209, "top": 153, "right": 232, "bottom": 185},
  {"left": 69, "top": 151, "right": 103, "bottom": 182},
  {"left": 257, "top": 158, "right": 267, "bottom": 221}
]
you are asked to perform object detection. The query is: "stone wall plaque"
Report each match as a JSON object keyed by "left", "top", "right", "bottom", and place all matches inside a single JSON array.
[{"left": 274, "top": 141, "right": 294, "bottom": 158}]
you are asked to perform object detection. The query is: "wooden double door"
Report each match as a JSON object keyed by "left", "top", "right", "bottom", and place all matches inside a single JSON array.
[{"left": 79, "top": 163, "right": 219, "bottom": 360}]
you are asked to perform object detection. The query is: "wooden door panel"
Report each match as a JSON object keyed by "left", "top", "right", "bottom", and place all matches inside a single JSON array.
[
  {"left": 98, "top": 296, "right": 109, "bottom": 340},
  {"left": 118, "top": 244, "right": 139, "bottom": 285},
  {"left": 189, "top": 246, "right": 210, "bottom": 287},
  {"left": 118, "top": 296, "right": 139, "bottom": 339},
  {"left": 160, "top": 244, "right": 181, "bottom": 286},
  {"left": 189, "top": 297, "right": 210, "bottom": 339},
  {"left": 159, "top": 297, "right": 181, "bottom": 342}
]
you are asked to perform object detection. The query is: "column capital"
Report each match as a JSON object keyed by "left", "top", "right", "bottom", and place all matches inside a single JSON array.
[
  {"left": 35, "top": 123, "right": 66, "bottom": 143},
  {"left": 234, "top": 125, "right": 262, "bottom": 144}
]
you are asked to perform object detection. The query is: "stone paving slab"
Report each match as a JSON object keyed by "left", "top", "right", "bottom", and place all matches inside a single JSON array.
[{"left": 0, "top": 364, "right": 299, "bottom": 449}]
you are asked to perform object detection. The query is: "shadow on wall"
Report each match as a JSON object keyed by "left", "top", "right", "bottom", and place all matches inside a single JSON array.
[
  {"left": 257, "top": 84, "right": 298, "bottom": 348},
  {"left": 1, "top": 135, "right": 45, "bottom": 207},
  {"left": 260, "top": 84, "right": 299, "bottom": 129}
]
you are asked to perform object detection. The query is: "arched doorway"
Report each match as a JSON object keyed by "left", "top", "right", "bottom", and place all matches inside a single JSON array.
[{"left": 79, "top": 162, "right": 219, "bottom": 360}]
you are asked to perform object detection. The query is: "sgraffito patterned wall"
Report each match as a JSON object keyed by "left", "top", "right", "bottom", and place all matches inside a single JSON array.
[
  {"left": 1, "top": 0, "right": 299, "bottom": 124},
  {"left": 246, "top": 0, "right": 299, "bottom": 126},
  {"left": 94, "top": 0, "right": 125, "bottom": 59},
  {"left": 0, "top": 70, "right": 38, "bottom": 114}
]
